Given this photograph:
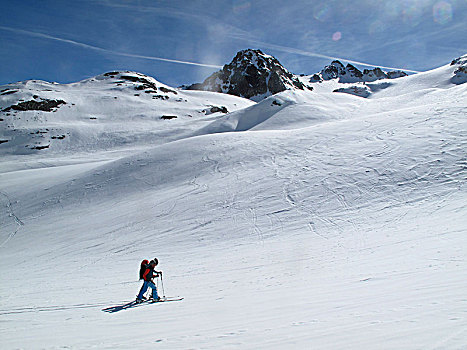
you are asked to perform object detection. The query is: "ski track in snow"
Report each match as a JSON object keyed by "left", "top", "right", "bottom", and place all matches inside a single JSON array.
[{"left": 0, "top": 190, "right": 24, "bottom": 248}]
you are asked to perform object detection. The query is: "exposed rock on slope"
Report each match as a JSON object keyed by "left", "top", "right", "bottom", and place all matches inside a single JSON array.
[
  {"left": 186, "top": 49, "right": 312, "bottom": 101},
  {"left": 450, "top": 54, "right": 467, "bottom": 84},
  {"left": 2, "top": 98, "right": 66, "bottom": 112},
  {"left": 333, "top": 85, "right": 371, "bottom": 98}
]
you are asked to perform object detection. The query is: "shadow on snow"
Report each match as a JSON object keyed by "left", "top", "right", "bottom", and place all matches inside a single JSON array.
[{"left": 102, "top": 297, "right": 183, "bottom": 313}]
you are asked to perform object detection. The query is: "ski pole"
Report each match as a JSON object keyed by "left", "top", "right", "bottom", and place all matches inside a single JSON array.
[{"left": 160, "top": 272, "right": 166, "bottom": 298}]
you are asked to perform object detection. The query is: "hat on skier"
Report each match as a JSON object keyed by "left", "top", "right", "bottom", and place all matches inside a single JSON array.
[{"left": 151, "top": 258, "right": 159, "bottom": 266}]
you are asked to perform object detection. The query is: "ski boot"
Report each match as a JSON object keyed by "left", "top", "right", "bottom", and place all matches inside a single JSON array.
[{"left": 149, "top": 295, "right": 161, "bottom": 303}]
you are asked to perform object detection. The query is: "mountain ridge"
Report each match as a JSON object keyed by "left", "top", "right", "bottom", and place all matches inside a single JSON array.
[
  {"left": 185, "top": 49, "right": 415, "bottom": 100},
  {"left": 1, "top": 51, "right": 465, "bottom": 156}
]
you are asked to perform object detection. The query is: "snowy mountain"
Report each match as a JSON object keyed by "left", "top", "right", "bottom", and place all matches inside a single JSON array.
[
  {"left": 186, "top": 49, "right": 411, "bottom": 101},
  {"left": 186, "top": 49, "right": 312, "bottom": 101},
  {"left": 0, "top": 71, "right": 253, "bottom": 156},
  {"left": 1, "top": 54, "right": 466, "bottom": 349},
  {"left": 309, "top": 60, "right": 408, "bottom": 83}
]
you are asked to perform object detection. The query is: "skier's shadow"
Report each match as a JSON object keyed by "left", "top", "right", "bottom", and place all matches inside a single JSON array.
[
  {"left": 102, "top": 297, "right": 182, "bottom": 313},
  {"left": 102, "top": 300, "right": 144, "bottom": 313}
]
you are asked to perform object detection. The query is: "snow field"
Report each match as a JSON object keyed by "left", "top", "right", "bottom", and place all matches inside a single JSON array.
[{"left": 1, "top": 60, "right": 466, "bottom": 349}]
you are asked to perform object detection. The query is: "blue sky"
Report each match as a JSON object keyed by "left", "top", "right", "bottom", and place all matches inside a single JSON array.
[{"left": 1, "top": 0, "right": 466, "bottom": 86}]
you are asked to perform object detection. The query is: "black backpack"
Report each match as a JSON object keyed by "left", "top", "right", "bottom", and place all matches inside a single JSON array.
[{"left": 139, "top": 259, "right": 149, "bottom": 280}]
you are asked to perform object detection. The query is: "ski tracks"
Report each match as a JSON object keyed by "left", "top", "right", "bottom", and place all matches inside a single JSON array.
[
  {"left": 0, "top": 190, "right": 24, "bottom": 248},
  {"left": 0, "top": 301, "right": 123, "bottom": 315},
  {"left": 263, "top": 146, "right": 342, "bottom": 242}
]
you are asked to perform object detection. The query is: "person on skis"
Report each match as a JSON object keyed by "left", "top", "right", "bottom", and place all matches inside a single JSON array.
[{"left": 136, "top": 258, "right": 161, "bottom": 303}]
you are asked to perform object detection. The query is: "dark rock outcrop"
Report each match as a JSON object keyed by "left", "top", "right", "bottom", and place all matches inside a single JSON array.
[
  {"left": 2, "top": 99, "right": 66, "bottom": 112},
  {"left": 186, "top": 49, "right": 310, "bottom": 101},
  {"left": 451, "top": 55, "right": 467, "bottom": 66},
  {"left": 320, "top": 60, "right": 346, "bottom": 80},
  {"left": 451, "top": 55, "right": 467, "bottom": 84},
  {"left": 31, "top": 144, "right": 50, "bottom": 150},
  {"left": 1, "top": 90, "right": 18, "bottom": 96},
  {"left": 203, "top": 105, "right": 229, "bottom": 115},
  {"left": 311, "top": 60, "right": 408, "bottom": 83},
  {"left": 159, "top": 87, "right": 177, "bottom": 94},
  {"left": 208, "top": 106, "right": 228, "bottom": 114},
  {"left": 333, "top": 85, "right": 371, "bottom": 98},
  {"left": 387, "top": 70, "right": 408, "bottom": 79},
  {"left": 120, "top": 75, "right": 158, "bottom": 91}
]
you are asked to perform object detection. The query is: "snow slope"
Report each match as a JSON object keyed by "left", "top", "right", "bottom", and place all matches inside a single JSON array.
[
  {"left": 0, "top": 59, "right": 466, "bottom": 349},
  {"left": 0, "top": 71, "right": 254, "bottom": 162}
]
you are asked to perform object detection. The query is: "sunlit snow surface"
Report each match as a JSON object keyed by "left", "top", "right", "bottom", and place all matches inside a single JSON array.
[{"left": 0, "top": 62, "right": 466, "bottom": 349}]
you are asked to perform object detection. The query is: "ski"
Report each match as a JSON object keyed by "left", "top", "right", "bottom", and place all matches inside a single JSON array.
[
  {"left": 150, "top": 297, "right": 184, "bottom": 303},
  {"left": 102, "top": 297, "right": 183, "bottom": 313}
]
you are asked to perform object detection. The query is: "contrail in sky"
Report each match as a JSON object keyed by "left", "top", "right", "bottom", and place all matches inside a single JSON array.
[
  {"left": 0, "top": 25, "right": 223, "bottom": 69},
  {"left": 91, "top": 1, "right": 422, "bottom": 73},
  {"left": 0, "top": 25, "right": 420, "bottom": 73}
]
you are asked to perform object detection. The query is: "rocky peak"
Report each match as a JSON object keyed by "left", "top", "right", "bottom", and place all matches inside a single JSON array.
[
  {"left": 311, "top": 60, "right": 408, "bottom": 83},
  {"left": 186, "top": 49, "right": 311, "bottom": 101},
  {"left": 386, "top": 70, "right": 408, "bottom": 79},
  {"left": 320, "top": 60, "right": 346, "bottom": 80},
  {"left": 450, "top": 54, "right": 467, "bottom": 84}
]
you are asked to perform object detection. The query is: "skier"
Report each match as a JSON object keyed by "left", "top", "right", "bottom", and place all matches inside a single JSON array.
[{"left": 136, "top": 258, "right": 161, "bottom": 303}]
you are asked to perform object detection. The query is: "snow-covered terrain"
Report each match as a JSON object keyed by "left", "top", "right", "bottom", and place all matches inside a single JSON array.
[
  {"left": 1, "top": 55, "right": 466, "bottom": 349},
  {"left": 0, "top": 71, "right": 253, "bottom": 159}
]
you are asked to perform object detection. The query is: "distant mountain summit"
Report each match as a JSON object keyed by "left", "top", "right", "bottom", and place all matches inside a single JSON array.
[
  {"left": 186, "top": 49, "right": 311, "bottom": 101},
  {"left": 310, "top": 60, "right": 408, "bottom": 83},
  {"left": 450, "top": 54, "right": 467, "bottom": 84},
  {"left": 185, "top": 49, "right": 412, "bottom": 100}
]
